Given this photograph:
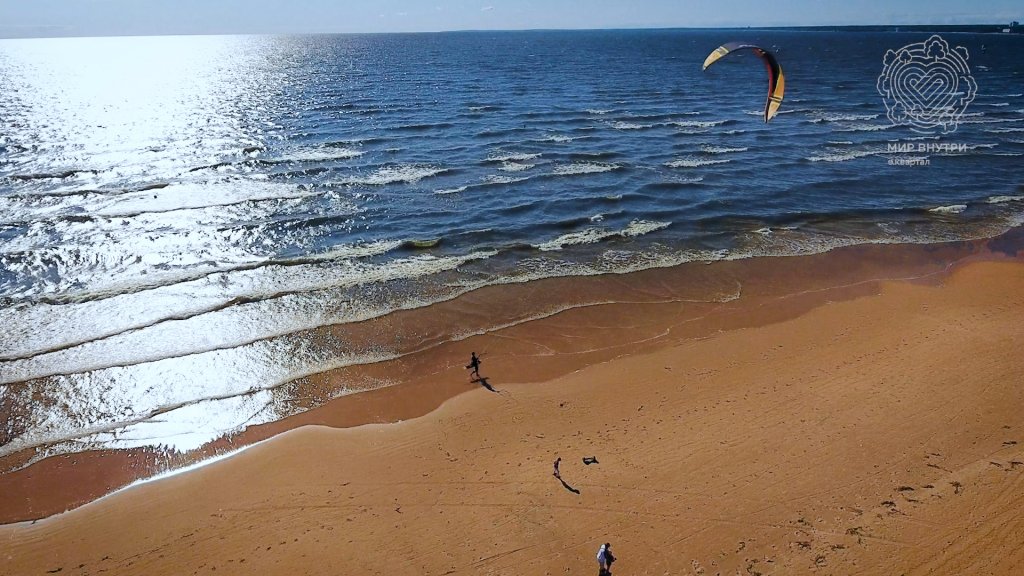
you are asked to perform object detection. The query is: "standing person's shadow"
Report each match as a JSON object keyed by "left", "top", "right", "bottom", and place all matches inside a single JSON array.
[{"left": 558, "top": 477, "right": 581, "bottom": 494}]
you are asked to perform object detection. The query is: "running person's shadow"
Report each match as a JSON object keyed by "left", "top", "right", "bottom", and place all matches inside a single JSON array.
[{"left": 472, "top": 376, "right": 497, "bottom": 393}]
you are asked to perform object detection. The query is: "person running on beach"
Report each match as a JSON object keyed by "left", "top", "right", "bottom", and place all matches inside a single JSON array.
[
  {"left": 466, "top": 352, "right": 482, "bottom": 378},
  {"left": 596, "top": 542, "right": 616, "bottom": 575},
  {"left": 552, "top": 457, "right": 561, "bottom": 479}
]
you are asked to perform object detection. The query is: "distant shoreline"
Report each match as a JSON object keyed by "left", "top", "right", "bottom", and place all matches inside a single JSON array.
[{"left": 753, "top": 24, "right": 1022, "bottom": 34}]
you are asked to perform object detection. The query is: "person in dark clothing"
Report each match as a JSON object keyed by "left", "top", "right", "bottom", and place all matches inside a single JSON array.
[
  {"left": 466, "top": 352, "right": 482, "bottom": 378},
  {"left": 553, "top": 457, "right": 562, "bottom": 479}
]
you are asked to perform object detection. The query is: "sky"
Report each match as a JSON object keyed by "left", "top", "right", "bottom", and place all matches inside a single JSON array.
[{"left": 0, "top": 0, "right": 1020, "bottom": 39}]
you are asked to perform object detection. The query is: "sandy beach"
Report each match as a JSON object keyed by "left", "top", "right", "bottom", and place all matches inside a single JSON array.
[{"left": 3, "top": 239, "right": 1024, "bottom": 575}]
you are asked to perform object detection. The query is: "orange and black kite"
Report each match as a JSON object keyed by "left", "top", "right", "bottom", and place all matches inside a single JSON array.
[{"left": 702, "top": 43, "right": 785, "bottom": 123}]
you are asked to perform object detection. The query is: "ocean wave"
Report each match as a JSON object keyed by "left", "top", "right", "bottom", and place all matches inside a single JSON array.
[
  {"left": 832, "top": 124, "right": 894, "bottom": 133},
  {"left": 340, "top": 165, "right": 447, "bottom": 186},
  {"left": 0, "top": 235, "right": 405, "bottom": 311},
  {"left": 985, "top": 127, "right": 1024, "bottom": 134},
  {"left": 827, "top": 140, "right": 854, "bottom": 145},
  {"left": 499, "top": 161, "right": 535, "bottom": 172},
  {"left": 806, "top": 149, "right": 881, "bottom": 162},
  {"left": 809, "top": 112, "right": 880, "bottom": 122},
  {"left": 91, "top": 181, "right": 326, "bottom": 218},
  {"left": 928, "top": 204, "right": 967, "bottom": 215},
  {"left": 987, "top": 195, "right": 1024, "bottom": 204},
  {"left": 700, "top": 145, "right": 748, "bottom": 154},
  {"left": 610, "top": 121, "right": 656, "bottom": 130},
  {"left": 8, "top": 169, "right": 98, "bottom": 182},
  {"left": 665, "top": 157, "right": 731, "bottom": 168},
  {"left": 586, "top": 109, "right": 613, "bottom": 115},
  {"left": 534, "top": 219, "right": 671, "bottom": 251},
  {"left": 550, "top": 162, "right": 621, "bottom": 176},
  {"left": 434, "top": 185, "right": 469, "bottom": 195},
  {"left": 958, "top": 117, "right": 1024, "bottom": 125},
  {"left": 0, "top": 248, "right": 500, "bottom": 383},
  {"left": 487, "top": 152, "right": 541, "bottom": 162},
  {"left": 483, "top": 175, "right": 530, "bottom": 185},
  {"left": 277, "top": 148, "right": 364, "bottom": 162},
  {"left": 542, "top": 134, "right": 574, "bottom": 143},
  {"left": 672, "top": 120, "right": 730, "bottom": 129}
]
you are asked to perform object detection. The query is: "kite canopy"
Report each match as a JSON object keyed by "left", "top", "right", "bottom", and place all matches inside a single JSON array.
[{"left": 702, "top": 42, "right": 785, "bottom": 123}]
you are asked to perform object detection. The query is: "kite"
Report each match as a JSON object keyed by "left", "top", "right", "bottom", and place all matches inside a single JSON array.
[{"left": 702, "top": 43, "right": 785, "bottom": 123}]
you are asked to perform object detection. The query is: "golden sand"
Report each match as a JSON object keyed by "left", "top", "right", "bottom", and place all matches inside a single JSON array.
[{"left": 3, "top": 255, "right": 1024, "bottom": 575}]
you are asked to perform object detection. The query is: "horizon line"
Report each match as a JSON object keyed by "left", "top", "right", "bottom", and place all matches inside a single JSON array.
[{"left": 1, "top": 21, "right": 1019, "bottom": 41}]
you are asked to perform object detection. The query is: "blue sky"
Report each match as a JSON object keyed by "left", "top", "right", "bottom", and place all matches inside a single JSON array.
[{"left": 0, "top": 0, "right": 1020, "bottom": 38}]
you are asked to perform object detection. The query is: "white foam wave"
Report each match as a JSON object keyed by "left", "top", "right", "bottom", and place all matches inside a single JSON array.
[
  {"left": 284, "top": 148, "right": 363, "bottom": 162},
  {"left": 483, "top": 175, "right": 530, "bottom": 185},
  {"left": 550, "top": 162, "right": 621, "bottom": 176},
  {"left": 827, "top": 140, "right": 854, "bottom": 145},
  {"left": 542, "top": 134, "right": 574, "bottom": 143},
  {"left": 928, "top": 204, "right": 967, "bottom": 215},
  {"left": 487, "top": 152, "right": 541, "bottom": 162},
  {"left": 959, "top": 117, "right": 1024, "bottom": 125},
  {"left": 586, "top": 109, "right": 613, "bottom": 115},
  {"left": 343, "top": 165, "right": 447, "bottom": 186},
  {"left": 833, "top": 124, "right": 894, "bottom": 133},
  {"left": 315, "top": 240, "right": 404, "bottom": 260},
  {"left": 672, "top": 120, "right": 729, "bottom": 129},
  {"left": 435, "top": 186, "right": 469, "bottom": 195},
  {"left": 700, "top": 145, "right": 748, "bottom": 154},
  {"left": 93, "top": 180, "right": 324, "bottom": 217},
  {"left": 498, "top": 161, "right": 535, "bottom": 172},
  {"left": 665, "top": 157, "right": 731, "bottom": 168},
  {"left": 806, "top": 149, "right": 880, "bottom": 162},
  {"left": 621, "top": 219, "right": 671, "bottom": 237},
  {"left": 987, "top": 195, "right": 1024, "bottom": 204},
  {"left": 610, "top": 121, "right": 655, "bottom": 130},
  {"left": 534, "top": 220, "right": 671, "bottom": 251}
]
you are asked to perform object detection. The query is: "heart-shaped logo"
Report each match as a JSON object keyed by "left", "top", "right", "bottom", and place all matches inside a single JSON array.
[
  {"left": 877, "top": 35, "right": 977, "bottom": 134},
  {"left": 894, "top": 63, "right": 959, "bottom": 123}
]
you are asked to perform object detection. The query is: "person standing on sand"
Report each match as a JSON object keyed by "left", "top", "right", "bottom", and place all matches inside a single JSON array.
[
  {"left": 596, "top": 542, "right": 615, "bottom": 575},
  {"left": 466, "top": 352, "right": 481, "bottom": 378},
  {"left": 553, "top": 457, "right": 561, "bottom": 479}
]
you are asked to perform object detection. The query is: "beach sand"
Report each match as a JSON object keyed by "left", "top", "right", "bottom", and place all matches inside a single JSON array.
[{"left": 3, "top": 249, "right": 1024, "bottom": 575}]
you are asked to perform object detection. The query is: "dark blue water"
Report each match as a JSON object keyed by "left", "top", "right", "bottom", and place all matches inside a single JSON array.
[{"left": 1, "top": 30, "right": 1022, "bottom": 458}]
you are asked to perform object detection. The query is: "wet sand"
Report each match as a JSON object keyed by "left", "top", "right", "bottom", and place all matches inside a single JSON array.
[{"left": 3, "top": 235, "right": 1024, "bottom": 574}]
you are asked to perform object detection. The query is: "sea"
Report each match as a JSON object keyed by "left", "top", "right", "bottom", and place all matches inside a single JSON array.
[{"left": 1, "top": 29, "right": 1022, "bottom": 463}]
